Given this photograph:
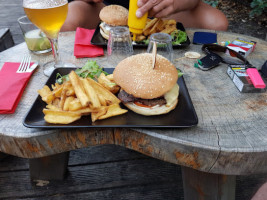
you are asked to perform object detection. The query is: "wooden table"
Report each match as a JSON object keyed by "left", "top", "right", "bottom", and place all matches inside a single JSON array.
[{"left": 0, "top": 29, "right": 266, "bottom": 200}]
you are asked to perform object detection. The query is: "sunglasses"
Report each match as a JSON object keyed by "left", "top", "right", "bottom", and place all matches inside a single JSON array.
[{"left": 202, "top": 44, "right": 251, "bottom": 66}]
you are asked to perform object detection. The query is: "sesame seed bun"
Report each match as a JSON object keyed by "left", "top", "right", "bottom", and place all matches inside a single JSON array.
[
  {"left": 99, "top": 24, "right": 110, "bottom": 40},
  {"left": 99, "top": 5, "right": 128, "bottom": 26},
  {"left": 113, "top": 53, "right": 178, "bottom": 99}
]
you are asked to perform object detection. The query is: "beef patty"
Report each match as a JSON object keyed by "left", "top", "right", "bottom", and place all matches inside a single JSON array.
[{"left": 118, "top": 90, "right": 166, "bottom": 107}]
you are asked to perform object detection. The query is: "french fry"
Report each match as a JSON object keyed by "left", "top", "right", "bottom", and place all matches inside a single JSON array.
[
  {"left": 46, "top": 104, "right": 62, "bottom": 111},
  {"left": 143, "top": 18, "right": 159, "bottom": 36},
  {"left": 136, "top": 35, "right": 146, "bottom": 42},
  {"left": 59, "top": 93, "right": 66, "bottom": 109},
  {"left": 86, "top": 77, "right": 121, "bottom": 105},
  {"left": 98, "top": 104, "right": 128, "bottom": 120},
  {"left": 59, "top": 83, "right": 70, "bottom": 109},
  {"left": 51, "top": 82, "right": 61, "bottom": 90},
  {"left": 72, "top": 107, "right": 95, "bottom": 115},
  {"left": 160, "top": 26, "right": 177, "bottom": 34},
  {"left": 106, "top": 74, "right": 114, "bottom": 81},
  {"left": 38, "top": 85, "right": 51, "bottom": 98},
  {"left": 98, "top": 94, "right": 107, "bottom": 106},
  {"left": 69, "top": 71, "right": 89, "bottom": 107},
  {"left": 149, "top": 18, "right": 163, "bottom": 35},
  {"left": 97, "top": 73, "right": 120, "bottom": 94},
  {"left": 51, "top": 98, "right": 60, "bottom": 107},
  {"left": 43, "top": 109, "right": 81, "bottom": 124},
  {"left": 63, "top": 96, "right": 75, "bottom": 111},
  {"left": 156, "top": 19, "right": 165, "bottom": 32},
  {"left": 38, "top": 85, "right": 55, "bottom": 104},
  {"left": 135, "top": 18, "right": 178, "bottom": 43},
  {"left": 81, "top": 78, "right": 101, "bottom": 109},
  {"left": 91, "top": 106, "right": 107, "bottom": 122},
  {"left": 161, "top": 20, "right": 169, "bottom": 29},
  {"left": 60, "top": 81, "right": 75, "bottom": 97},
  {"left": 68, "top": 98, "right": 83, "bottom": 111},
  {"left": 39, "top": 69, "right": 129, "bottom": 124},
  {"left": 166, "top": 19, "right": 176, "bottom": 25},
  {"left": 146, "top": 18, "right": 152, "bottom": 23},
  {"left": 66, "top": 85, "right": 75, "bottom": 96},
  {"left": 52, "top": 85, "right": 63, "bottom": 98}
]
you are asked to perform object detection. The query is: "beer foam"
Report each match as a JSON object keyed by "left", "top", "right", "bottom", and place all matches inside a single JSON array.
[{"left": 24, "top": 0, "right": 67, "bottom": 9}]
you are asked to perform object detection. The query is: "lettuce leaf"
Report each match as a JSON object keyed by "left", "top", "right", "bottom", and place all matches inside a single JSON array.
[{"left": 56, "top": 60, "right": 108, "bottom": 84}]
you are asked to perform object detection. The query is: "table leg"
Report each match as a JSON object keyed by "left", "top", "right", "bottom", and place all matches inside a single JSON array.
[
  {"left": 181, "top": 166, "right": 236, "bottom": 200},
  {"left": 29, "top": 152, "right": 69, "bottom": 180}
]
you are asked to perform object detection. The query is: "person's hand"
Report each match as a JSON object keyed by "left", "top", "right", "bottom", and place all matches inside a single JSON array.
[
  {"left": 136, "top": 0, "right": 176, "bottom": 18},
  {"left": 136, "top": 0, "right": 199, "bottom": 18}
]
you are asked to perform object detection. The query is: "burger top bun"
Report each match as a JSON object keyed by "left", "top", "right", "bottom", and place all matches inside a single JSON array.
[
  {"left": 113, "top": 53, "right": 178, "bottom": 99},
  {"left": 99, "top": 5, "right": 129, "bottom": 26}
]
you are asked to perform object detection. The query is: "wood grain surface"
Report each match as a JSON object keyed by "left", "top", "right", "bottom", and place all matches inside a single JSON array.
[{"left": 0, "top": 30, "right": 266, "bottom": 175}]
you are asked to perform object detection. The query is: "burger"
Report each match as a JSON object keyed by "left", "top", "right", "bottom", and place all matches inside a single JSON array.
[
  {"left": 113, "top": 53, "right": 179, "bottom": 116},
  {"left": 99, "top": 5, "right": 129, "bottom": 40}
]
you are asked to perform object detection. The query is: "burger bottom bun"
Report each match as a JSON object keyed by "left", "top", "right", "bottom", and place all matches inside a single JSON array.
[
  {"left": 124, "top": 99, "right": 178, "bottom": 116},
  {"left": 100, "top": 27, "right": 109, "bottom": 40}
]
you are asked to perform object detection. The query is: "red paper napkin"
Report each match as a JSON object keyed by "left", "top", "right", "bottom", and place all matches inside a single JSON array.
[
  {"left": 74, "top": 27, "right": 104, "bottom": 58},
  {"left": 0, "top": 62, "right": 35, "bottom": 114}
]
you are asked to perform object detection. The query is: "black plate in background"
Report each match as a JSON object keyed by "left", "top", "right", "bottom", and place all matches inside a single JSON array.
[
  {"left": 23, "top": 68, "right": 198, "bottom": 128},
  {"left": 91, "top": 22, "right": 190, "bottom": 48}
]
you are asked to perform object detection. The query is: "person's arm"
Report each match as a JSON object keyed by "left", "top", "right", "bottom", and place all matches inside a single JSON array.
[{"left": 136, "top": 0, "right": 200, "bottom": 18}]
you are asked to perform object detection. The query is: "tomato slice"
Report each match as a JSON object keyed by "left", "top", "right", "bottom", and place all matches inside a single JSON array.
[{"left": 134, "top": 101, "right": 152, "bottom": 108}]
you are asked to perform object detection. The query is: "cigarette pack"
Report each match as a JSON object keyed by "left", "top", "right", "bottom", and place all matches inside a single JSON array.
[
  {"left": 227, "top": 65, "right": 266, "bottom": 93},
  {"left": 227, "top": 38, "right": 256, "bottom": 57}
]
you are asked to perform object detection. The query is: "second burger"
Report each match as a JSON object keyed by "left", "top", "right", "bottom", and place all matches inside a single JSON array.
[{"left": 99, "top": 5, "right": 129, "bottom": 40}]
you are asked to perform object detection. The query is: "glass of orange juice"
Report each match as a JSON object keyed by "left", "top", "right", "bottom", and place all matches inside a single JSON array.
[{"left": 23, "top": 0, "right": 74, "bottom": 76}]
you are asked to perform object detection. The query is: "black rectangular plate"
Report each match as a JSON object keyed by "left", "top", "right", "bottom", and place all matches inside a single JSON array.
[
  {"left": 91, "top": 22, "right": 190, "bottom": 48},
  {"left": 23, "top": 68, "right": 198, "bottom": 128}
]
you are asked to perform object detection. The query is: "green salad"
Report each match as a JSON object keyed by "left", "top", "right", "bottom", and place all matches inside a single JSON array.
[
  {"left": 137, "top": 30, "right": 187, "bottom": 45},
  {"left": 56, "top": 60, "right": 108, "bottom": 84}
]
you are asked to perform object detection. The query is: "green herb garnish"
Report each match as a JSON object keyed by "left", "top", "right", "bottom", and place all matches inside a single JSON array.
[
  {"left": 56, "top": 73, "right": 69, "bottom": 84},
  {"left": 56, "top": 60, "right": 108, "bottom": 84},
  {"left": 177, "top": 68, "right": 184, "bottom": 78}
]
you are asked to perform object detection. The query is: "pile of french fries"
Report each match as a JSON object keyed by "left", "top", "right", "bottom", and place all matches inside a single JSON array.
[
  {"left": 38, "top": 71, "right": 127, "bottom": 124},
  {"left": 135, "top": 18, "right": 177, "bottom": 42}
]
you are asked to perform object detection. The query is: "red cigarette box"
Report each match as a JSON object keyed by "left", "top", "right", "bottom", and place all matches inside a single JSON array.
[{"left": 227, "top": 38, "right": 256, "bottom": 58}]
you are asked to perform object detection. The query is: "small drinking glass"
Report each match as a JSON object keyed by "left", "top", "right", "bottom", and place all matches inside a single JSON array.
[
  {"left": 107, "top": 26, "right": 134, "bottom": 67},
  {"left": 18, "top": 16, "right": 51, "bottom": 54},
  {"left": 147, "top": 33, "right": 173, "bottom": 62}
]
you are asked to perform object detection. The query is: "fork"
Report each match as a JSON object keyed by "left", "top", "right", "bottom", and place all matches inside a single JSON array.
[{"left": 16, "top": 54, "right": 31, "bottom": 73}]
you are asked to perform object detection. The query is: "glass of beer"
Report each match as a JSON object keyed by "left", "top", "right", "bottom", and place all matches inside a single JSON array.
[{"left": 23, "top": 0, "right": 74, "bottom": 76}]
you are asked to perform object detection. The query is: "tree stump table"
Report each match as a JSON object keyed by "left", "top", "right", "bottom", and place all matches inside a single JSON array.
[{"left": 0, "top": 29, "right": 266, "bottom": 200}]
